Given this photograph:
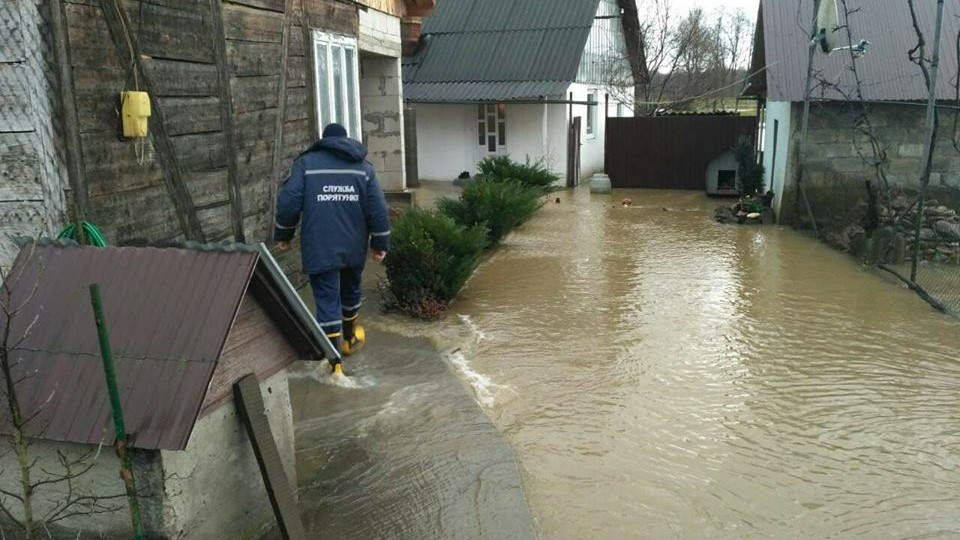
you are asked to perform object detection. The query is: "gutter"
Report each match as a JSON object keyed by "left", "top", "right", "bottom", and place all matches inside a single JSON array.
[{"left": 405, "top": 99, "right": 601, "bottom": 105}]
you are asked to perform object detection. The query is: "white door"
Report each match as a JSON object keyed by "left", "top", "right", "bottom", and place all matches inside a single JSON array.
[{"left": 476, "top": 104, "right": 507, "bottom": 161}]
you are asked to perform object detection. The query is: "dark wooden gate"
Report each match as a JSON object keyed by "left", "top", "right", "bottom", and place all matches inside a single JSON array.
[
  {"left": 567, "top": 116, "right": 582, "bottom": 188},
  {"left": 605, "top": 115, "right": 757, "bottom": 189}
]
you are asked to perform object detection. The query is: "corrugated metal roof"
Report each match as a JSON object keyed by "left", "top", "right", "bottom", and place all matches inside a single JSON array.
[
  {"left": 404, "top": 81, "right": 570, "bottom": 102},
  {"left": 746, "top": 0, "right": 960, "bottom": 102},
  {"left": 403, "top": 0, "right": 601, "bottom": 102},
  {"left": 0, "top": 242, "right": 331, "bottom": 450},
  {"left": 422, "top": 0, "right": 599, "bottom": 34}
]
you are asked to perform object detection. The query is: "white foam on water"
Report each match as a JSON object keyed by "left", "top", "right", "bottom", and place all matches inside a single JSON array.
[
  {"left": 458, "top": 314, "right": 487, "bottom": 343},
  {"left": 448, "top": 350, "right": 507, "bottom": 408},
  {"left": 290, "top": 360, "right": 367, "bottom": 389}
]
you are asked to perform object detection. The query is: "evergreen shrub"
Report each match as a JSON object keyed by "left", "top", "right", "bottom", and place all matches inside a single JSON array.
[
  {"left": 477, "top": 155, "right": 560, "bottom": 192},
  {"left": 733, "top": 136, "right": 766, "bottom": 196},
  {"left": 437, "top": 178, "right": 543, "bottom": 247},
  {"left": 383, "top": 209, "right": 487, "bottom": 319}
]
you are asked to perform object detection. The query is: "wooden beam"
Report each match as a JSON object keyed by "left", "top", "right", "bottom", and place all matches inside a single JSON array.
[
  {"left": 265, "top": 0, "right": 297, "bottom": 243},
  {"left": 298, "top": 0, "right": 319, "bottom": 141},
  {"left": 233, "top": 374, "right": 307, "bottom": 540},
  {"left": 49, "top": 0, "right": 90, "bottom": 223},
  {"left": 99, "top": 0, "right": 206, "bottom": 242},
  {"left": 209, "top": 0, "right": 246, "bottom": 242}
]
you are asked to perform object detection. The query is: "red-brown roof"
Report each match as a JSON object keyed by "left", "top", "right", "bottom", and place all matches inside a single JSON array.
[{"left": 0, "top": 242, "right": 333, "bottom": 450}]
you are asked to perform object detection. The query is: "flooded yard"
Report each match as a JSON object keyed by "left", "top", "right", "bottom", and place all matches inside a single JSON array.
[{"left": 294, "top": 185, "right": 960, "bottom": 539}]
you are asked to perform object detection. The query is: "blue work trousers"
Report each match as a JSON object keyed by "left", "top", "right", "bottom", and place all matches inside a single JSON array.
[{"left": 310, "top": 267, "right": 364, "bottom": 346}]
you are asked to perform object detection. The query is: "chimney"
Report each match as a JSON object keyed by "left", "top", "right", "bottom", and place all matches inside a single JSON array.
[{"left": 402, "top": 0, "right": 435, "bottom": 56}]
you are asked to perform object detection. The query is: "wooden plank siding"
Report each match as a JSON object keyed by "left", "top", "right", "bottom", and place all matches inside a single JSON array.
[
  {"left": 200, "top": 295, "right": 299, "bottom": 413},
  {"left": 0, "top": 0, "right": 69, "bottom": 268},
  {"left": 49, "top": 0, "right": 359, "bottom": 249}
]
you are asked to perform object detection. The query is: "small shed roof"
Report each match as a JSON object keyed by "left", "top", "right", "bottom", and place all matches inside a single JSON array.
[
  {"left": 0, "top": 241, "right": 333, "bottom": 450},
  {"left": 402, "top": 0, "right": 601, "bottom": 102},
  {"left": 743, "top": 0, "right": 960, "bottom": 102}
]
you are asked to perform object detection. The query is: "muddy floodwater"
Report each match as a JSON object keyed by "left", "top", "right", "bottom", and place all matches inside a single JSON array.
[{"left": 293, "top": 186, "right": 960, "bottom": 539}]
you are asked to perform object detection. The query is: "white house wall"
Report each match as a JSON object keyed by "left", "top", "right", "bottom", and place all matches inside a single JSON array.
[
  {"left": 414, "top": 103, "right": 568, "bottom": 181},
  {"left": 762, "top": 101, "right": 793, "bottom": 217},
  {"left": 413, "top": 104, "right": 475, "bottom": 181},
  {"left": 576, "top": 0, "right": 630, "bottom": 89},
  {"left": 506, "top": 103, "right": 566, "bottom": 177},
  {"left": 567, "top": 83, "right": 607, "bottom": 177},
  {"left": 546, "top": 103, "right": 570, "bottom": 180}
]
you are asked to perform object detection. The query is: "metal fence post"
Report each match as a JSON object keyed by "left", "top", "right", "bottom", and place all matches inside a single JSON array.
[
  {"left": 911, "top": 0, "right": 947, "bottom": 283},
  {"left": 89, "top": 284, "right": 145, "bottom": 540}
]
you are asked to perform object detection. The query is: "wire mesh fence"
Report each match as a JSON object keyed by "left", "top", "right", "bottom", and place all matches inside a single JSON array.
[
  {"left": 798, "top": 169, "right": 960, "bottom": 318},
  {"left": 787, "top": 0, "right": 960, "bottom": 320},
  {"left": 881, "top": 185, "right": 960, "bottom": 316}
]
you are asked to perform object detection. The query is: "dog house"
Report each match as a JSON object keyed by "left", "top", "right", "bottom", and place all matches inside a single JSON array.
[
  {"left": 0, "top": 241, "right": 334, "bottom": 539},
  {"left": 706, "top": 149, "right": 741, "bottom": 197}
]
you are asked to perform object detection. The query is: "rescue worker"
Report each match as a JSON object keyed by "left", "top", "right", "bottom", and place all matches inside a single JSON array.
[{"left": 274, "top": 123, "right": 390, "bottom": 374}]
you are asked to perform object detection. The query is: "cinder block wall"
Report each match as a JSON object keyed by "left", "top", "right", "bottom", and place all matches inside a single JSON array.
[
  {"left": 359, "top": 8, "right": 406, "bottom": 192},
  {"left": 781, "top": 102, "right": 960, "bottom": 224}
]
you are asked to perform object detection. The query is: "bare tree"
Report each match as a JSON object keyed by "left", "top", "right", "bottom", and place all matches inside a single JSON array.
[
  {"left": 622, "top": 2, "right": 754, "bottom": 115},
  {"left": 0, "top": 241, "right": 126, "bottom": 539}
]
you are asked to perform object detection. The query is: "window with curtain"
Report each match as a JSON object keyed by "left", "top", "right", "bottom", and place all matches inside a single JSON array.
[{"left": 313, "top": 31, "right": 361, "bottom": 139}]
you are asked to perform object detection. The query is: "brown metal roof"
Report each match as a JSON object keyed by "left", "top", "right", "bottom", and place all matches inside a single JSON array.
[
  {"left": 0, "top": 241, "right": 333, "bottom": 450},
  {"left": 744, "top": 0, "right": 960, "bottom": 102}
]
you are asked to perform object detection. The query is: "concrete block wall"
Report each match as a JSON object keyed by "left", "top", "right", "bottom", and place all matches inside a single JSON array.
[
  {"left": 359, "top": 8, "right": 402, "bottom": 57},
  {"left": 359, "top": 8, "right": 405, "bottom": 191},
  {"left": 803, "top": 102, "right": 960, "bottom": 190},
  {"left": 360, "top": 54, "right": 406, "bottom": 191},
  {"left": 780, "top": 101, "right": 960, "bottom": 223}
]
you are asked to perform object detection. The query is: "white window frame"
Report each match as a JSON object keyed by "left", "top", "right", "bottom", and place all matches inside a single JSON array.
[
  {"left": 312, "top": 31, "right": 362, "bottom": 140},
  {"left": 477, "top": 103, "right": 507, "bottom": 154},
  {"left": 586, "top": 90, "right": 597, "bottom": 138}
]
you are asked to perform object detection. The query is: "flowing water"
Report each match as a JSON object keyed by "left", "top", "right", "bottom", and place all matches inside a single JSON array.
[{"left": 293, "top": 185, "right": 960, "bottom": 539}]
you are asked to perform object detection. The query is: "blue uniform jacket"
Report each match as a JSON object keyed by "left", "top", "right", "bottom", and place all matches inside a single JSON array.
[{"left": 274, "top": 137, "right": 391, "bottom": 274}]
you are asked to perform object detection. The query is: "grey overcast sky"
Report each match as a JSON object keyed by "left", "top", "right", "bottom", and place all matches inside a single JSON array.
[{"left": 671, "top": 0, "right": 761, "bottom": 16}]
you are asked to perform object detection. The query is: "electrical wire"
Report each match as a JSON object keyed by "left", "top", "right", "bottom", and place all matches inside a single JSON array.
[{"left": 633, "top": 60, "right": 782, "bottom": 107}]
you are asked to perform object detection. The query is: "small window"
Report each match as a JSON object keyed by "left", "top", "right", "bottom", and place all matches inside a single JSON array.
[
  {"left": 586, "top": 92, "right": 597, "bottom": 136},
  {"left": 617, "top": 102, "right": 624, "bottom": 117}
]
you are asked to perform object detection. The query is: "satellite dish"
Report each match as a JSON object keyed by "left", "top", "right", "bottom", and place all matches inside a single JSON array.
[{"left": 814, "top": 0, "right": 840, "bottom": 53}]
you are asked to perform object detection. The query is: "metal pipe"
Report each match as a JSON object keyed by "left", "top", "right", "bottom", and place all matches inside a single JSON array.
[
  {"left": 408, "top": 99, "right": 600, "bottom": 106},
  {"left": 911, "top": 0, "right": 946, "bottom": 283},
  {"left": 89, "top": 284, "right": 145, "bottom": 540},
  {"left": 796, "top": 0, "right": 820, "bottom": 231}
]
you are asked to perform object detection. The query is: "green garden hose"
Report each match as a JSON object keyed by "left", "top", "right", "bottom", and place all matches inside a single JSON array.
[{"left": 58, "top": 222, "right": 108, "bottom": 247}]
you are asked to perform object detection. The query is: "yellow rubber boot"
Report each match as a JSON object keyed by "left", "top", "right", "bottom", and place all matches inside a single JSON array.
[{"left": 342, "top": 324, "right": 365, "bottom": 356}]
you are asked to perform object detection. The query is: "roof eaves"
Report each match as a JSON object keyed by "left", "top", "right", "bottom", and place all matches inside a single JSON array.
[{"left": 254, "top": 244, "right": 339, "bottom": 362}]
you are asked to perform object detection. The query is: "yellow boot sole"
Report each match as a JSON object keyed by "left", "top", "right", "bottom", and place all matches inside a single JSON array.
[{"left": 342, "top": 325, "right": 366, "bottom": 356}]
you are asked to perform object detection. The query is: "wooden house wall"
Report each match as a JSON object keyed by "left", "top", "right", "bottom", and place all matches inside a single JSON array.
[
  {"left": 60, "top": 0, "right": 358, "bottom": 248},
  {"left": 200, "top": 294, "right": 299, "bottom": 413},
  {"left": 0, "top": 1, "right": 68, "bottom": 268}
]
